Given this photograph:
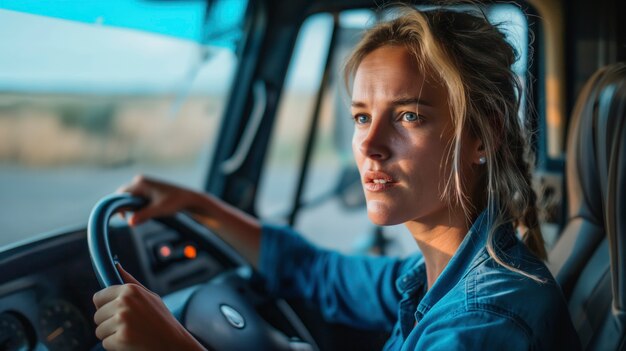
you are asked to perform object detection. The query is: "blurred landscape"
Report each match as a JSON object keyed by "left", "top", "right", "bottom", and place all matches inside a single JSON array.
[
  {"left": 0, "top": 93, "right": 223, "bottom": 245},
  {"left": 0, "top": 94, "right": 222, "bottom": 166}
]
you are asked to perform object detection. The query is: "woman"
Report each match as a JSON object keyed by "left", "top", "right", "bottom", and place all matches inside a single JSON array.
[{"left": 92, "top": 7, "right": 580, "bottom": 350}]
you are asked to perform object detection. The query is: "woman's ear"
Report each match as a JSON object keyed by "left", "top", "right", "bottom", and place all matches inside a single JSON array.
[{"left": 471, "top": 138, "right": 487, "bottom": 165}]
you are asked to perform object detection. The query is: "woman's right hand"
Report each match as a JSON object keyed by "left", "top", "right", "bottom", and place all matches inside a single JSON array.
[
  {"left": 119, "top": 174, "right": 262, "bottom": 265},
  {"left": 117, "top": 175, "right": 206, "bottom": 227}
]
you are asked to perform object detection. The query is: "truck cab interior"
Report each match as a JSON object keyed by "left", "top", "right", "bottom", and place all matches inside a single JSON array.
[{"left": 0, "top": 0, "right": 624, "bottom": 350}]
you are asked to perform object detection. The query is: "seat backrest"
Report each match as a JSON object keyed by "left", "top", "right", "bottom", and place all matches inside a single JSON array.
[{"left": 548, "top": 63, "right": 626, "bottom": 350}]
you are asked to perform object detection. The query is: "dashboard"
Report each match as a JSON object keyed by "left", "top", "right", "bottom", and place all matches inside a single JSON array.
[{"left": 0, "top": 220, "right": 228, "bottom": 351}]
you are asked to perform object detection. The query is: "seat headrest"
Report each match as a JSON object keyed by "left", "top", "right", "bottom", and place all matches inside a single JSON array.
[
  {"left": 570, "top": 63, "right": 626, "bottom": 314},
  {"left": 566, "top": 63, "right": 626, "bottom": 226}
]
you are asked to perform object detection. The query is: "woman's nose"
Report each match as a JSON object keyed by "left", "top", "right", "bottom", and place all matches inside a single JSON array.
[{"left": 357, "top": 122, "right": 390, "bottom": 160}]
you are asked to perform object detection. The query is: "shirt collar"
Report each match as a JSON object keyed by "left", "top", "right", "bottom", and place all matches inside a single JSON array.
[
  {"left": 397, "top": 209, "right": 516, "bottom": 318},
  {"left": 396, "top": 256, "right": 426, "bottom": 294}
]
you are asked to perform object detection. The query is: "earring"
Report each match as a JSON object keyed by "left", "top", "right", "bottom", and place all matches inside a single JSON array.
[{"left": 478, "top": 156, "right": 487, "bottom": 165}]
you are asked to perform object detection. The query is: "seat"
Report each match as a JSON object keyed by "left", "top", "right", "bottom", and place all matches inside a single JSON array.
[{"left": 547, "top": 63, "right": 626, "bottom": 350}]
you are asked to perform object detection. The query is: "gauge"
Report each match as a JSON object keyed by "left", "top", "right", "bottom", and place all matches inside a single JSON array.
[
  {"left": 0, "top": 312, "right": 33, "bottom": 351},
  {"left": 39, "top": 299, "right": 89, "bottom": 351}
]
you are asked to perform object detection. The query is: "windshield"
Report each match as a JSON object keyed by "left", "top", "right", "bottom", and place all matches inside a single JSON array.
[{"left": 0, "top": 0, "right": 247, "bottom": 246}]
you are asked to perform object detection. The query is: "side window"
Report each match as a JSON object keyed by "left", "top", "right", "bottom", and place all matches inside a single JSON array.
[
  {"left": 257, "top": 6, "right": 530, "bottom": 255},
  {"left": 255, "top": 13, "right": 334, "bottom": 223}
]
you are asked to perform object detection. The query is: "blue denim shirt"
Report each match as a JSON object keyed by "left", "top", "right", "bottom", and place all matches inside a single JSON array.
[{"left": 259, "top": 211, "right": 581, "bottom": 350}]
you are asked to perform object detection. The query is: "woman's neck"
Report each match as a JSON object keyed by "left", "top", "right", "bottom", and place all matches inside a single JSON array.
[{"left": 405, "top": 210, "right": 469, "bottom": 289}]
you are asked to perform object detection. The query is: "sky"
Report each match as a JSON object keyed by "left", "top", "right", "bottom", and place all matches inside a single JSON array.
[
  {"left": 0, "top": 0, "right": 241, "bottom": 94},
  {"left": 1, "top": 0, "right": 207, "bottom": 41}
]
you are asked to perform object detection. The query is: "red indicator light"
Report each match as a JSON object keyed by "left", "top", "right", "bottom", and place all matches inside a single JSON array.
[
  {"left": 159, "top": 245, "right": 172, "bottom": 258},
  {"left": 183, "top": 245, "right": 197, "bottom": 259}
]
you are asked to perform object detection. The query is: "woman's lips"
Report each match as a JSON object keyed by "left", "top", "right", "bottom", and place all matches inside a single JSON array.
[
  {"left": 364, "top": 182, "right": 396, "bottom": 192},
  {"left": 363, "top": 170, "right": 397, "bottom": 192}
]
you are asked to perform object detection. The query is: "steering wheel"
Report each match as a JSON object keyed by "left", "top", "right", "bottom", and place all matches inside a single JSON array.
[{"left": 87, "top": 193, "right": 317, "bottom": 351}]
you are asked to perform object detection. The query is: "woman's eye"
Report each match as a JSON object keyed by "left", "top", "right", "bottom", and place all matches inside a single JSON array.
[
  {"left": 402, "top": 112, "right": 421, "bottom": 122},
  {"left": 354, "top": 114, "right": 370, "bottom": 124}
]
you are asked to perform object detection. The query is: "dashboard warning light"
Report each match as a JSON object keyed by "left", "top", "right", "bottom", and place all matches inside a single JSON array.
[
  {"left": 183, "top": 245, "right": 197, "bottom": 259},
  {"left": 159, "top": 245, "right": 172, "bottom": 258}
]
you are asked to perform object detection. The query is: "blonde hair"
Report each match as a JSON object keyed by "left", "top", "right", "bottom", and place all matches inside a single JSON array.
[{"left": 344, "top": 7, "right": 546, "bottom": 281}]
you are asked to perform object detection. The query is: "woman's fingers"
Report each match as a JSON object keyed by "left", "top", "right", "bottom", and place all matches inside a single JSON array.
[
  {"left": 93, "top": 285, "right": 123, "bottom": 309},
  {"left": 116, "top": 263, "right": 146, "bottom": 289},
  {"left": 128, "top": 204, "right": 166, "bottom": 226},
  {"left": 94, "top": 299, "right": 120, "bottom": 331},
  {"left": 116, "top": 175, "right": 146, "bottom": 195},
  {"left": 95, "top": 317, "right": 119, "bottom": 345},
  {"left": 93, "top": 267, "right": 146, "bottom": 326},
  {"left": 114, "top": 175, "right": 163, "bottom": 225},
  {"left": 114, "top": 174, "right": 201, "bottom": 226},
  {"left": 115, "top": 175, "right": 152, "bottom": 222},
  {"left": 101, "top": 332, "right": 122, "bottom": 351}
]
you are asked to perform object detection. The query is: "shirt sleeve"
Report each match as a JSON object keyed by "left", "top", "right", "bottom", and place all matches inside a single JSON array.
[
  {"left": 258, "top": 224, "right": 407, "bottom": 331},
  {"left": 410, "top": 310, "right": 533, "bottom": 351}
]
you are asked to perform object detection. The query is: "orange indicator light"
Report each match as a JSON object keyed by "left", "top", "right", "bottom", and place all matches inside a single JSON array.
[
  {"left": 159, "top": 245, "right": 172, "bottom": 258},
  {"left": 183, "top": 245, "right": 197, "bottom": 259}
]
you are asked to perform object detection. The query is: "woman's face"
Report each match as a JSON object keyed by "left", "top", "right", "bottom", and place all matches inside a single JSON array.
[{"left": 351, "top": 45, "right": 477, "bottom": 227}]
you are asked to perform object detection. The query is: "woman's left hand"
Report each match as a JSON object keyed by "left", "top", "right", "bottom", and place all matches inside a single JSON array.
[{"left": 93, "top": 264, "right": 205, "bottom": 351}]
